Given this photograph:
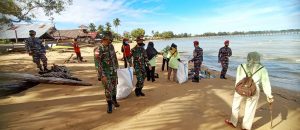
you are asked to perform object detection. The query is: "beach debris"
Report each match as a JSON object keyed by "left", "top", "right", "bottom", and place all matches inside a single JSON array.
[
  {"left": 188, "top": 69, "right": 216, "bottom": 79},
  {"left": 0, "top": 72, "right": 92, "bottom": 86}
]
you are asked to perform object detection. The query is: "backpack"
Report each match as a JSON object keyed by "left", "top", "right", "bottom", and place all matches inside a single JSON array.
[{"left": 235, "top": 64, "right": 264, "bottom": 97}]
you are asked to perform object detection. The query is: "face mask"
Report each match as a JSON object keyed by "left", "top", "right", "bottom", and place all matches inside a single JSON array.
[
  {"left": 30, "top": 34, "right": 35, "bottom": 37},
  {"left": 225, "top": 45, "right": 229, "bottom": 47},
  {"left": 125, "top": 41, "right": 128, "bottom": 44},
  {"left": 138, "top": 43, "right": 143, "bottom": 46}
]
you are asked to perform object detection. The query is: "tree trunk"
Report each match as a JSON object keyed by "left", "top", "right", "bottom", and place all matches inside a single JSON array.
[
  {"left": 0, "top": 80, "right": 39, "bottom": 96},
  {"left": 0, "top": 73, "right": 92, "bottom": 86}
]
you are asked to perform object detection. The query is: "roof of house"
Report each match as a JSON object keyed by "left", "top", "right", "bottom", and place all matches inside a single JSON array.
[
  {"left": 52, "top": 29, "right": 89, "bottom": 39},
  {"left": 0, "top": 24, "right": 55, "bottom": 39}
]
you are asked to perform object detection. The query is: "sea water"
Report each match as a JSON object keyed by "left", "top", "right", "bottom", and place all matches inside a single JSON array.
[{"left": 150, "top": 34, "right": 300, "bottom": 91}]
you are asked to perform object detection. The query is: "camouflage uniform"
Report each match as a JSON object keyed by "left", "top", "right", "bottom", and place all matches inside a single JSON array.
[
  {"left": 131, "top": 45, "right": 150, "bottom": 96},
  {"left": 218, "top": 46, "right": 232, "bottom": 78},
  {"left": 95, "top": 43, "right": 119, "bottom": 101},
  {"left": 25, "top": 37, "right": 48, "bottom": 71},
  {"left": 191, "top": 46, "right": 203, "bottom": 81}
]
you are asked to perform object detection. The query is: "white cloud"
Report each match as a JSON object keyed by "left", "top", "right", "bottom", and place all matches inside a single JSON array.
[{"left": 33, "top": 0, "right": 156, "bottom": 25}]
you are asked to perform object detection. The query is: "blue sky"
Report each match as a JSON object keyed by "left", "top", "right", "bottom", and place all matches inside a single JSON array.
[{"left": 33, "top": 0, "right": 300, "bottom": 35}]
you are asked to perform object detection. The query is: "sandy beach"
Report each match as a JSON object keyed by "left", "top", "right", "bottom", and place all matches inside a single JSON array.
[{"left": 0, "top": 42, "right": 299, "bottom": 130}]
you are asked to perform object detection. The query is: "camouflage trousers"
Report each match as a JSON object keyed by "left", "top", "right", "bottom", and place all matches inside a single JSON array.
[
  {"left": 124, "top": 56, "right": 132, "bottom": 68},
  {"left": 102, "top": 76, "right": 117, "bottom": 101},
  {"left": 194, "top": 61, "right": 202, "bottom": 79},
  {"left": 32, "top": 53, "right": 47, "bottom": 69},
  {"left": 220, "top": 60, "right": 229, "bottom": 76},
  {"left": 134, "top": 67, "right": 146, "bottom": 89}
]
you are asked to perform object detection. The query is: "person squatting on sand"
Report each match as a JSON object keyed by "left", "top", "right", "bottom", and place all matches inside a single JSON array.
[
  {"left": 225, "top": 52, "right": 274, "bottom": 130},
  {"left": 189, "top": 40, "right": 203, "bottom": 83},
  {"left": 25, "top": 30, "right": 48, "bottom": 73},
  {"left": 161, "top": 45, "right": 170, "bottom": 71},
  {"left": 218, "top": 40, "right": 232, "bottom": 79},
  {"left": 131, "top": 36, "right": 151, "bottom": 97},
  {"left": 95, "top": 31, "right": 120, "bottom": 113},
  {"left": 121, "top": 38, "right": 132, "bottom": 68},
  {"left": 146, "top": 41, "right": 158, "bottom": 82},
  {"left": 167, "top": 43, "right": 181, "bottom": 82}
]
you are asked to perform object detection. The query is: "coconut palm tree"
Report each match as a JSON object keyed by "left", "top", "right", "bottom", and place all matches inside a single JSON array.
[
  {"left": 113, "top": 18, "right": 120, "bottom": 40},
  {"left": 97, "top": 25, "right": 104, "bottom": 33},
  {"left": 105, "top": 22, "right": 112, "bottom": 32}
]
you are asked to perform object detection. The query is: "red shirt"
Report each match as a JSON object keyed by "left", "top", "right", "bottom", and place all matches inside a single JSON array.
[
  {"left": 122, "top": 44, "right": 131, "bottom": 57},
  {"left": 73, "top": 42, "right": 80, "bottom": 53}
]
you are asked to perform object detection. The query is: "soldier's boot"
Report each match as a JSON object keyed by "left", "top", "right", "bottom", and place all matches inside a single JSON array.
[
  {"left": 220, "top": 74, "right": 224, "bottom": 79},
  {"left": 38, "top": 67, "right": 43, "bottom": 72},
  {"left": 223, "top": 75, "right": 227, "bottom": 79},
  {"left": 139, "top": 88, "right": 145, "bottom": 96},
  {"left": 43, "top": 66, "right": 49, "bottom": 72},
  {"left": 107, "top": 100, "right": 113, "bottom": 113},
  {"left": 192, "top": 77, "right": 199, "bottom": 83},
  {"left": 112, "top": 95, "right": 120, "bottom": 107},
  {"left": 135, "top": 88, "right": 140, "bottom": 97}
]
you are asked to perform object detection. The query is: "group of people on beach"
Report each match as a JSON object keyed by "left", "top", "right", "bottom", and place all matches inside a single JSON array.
[{"left": 25, "top": 30, "right": 274, "bottom": 130}]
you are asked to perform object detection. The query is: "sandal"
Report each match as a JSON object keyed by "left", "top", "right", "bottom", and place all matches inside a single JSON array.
[{"left": 225, "top": 119, "right": 236, "bottom": 128}]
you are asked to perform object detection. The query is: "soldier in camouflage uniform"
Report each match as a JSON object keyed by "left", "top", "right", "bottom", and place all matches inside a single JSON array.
[
  {"left": 95, "top": 31, "right": 119, "bottom": 113},
  {"left": 218, "top": 40, "right": 232, "bottom": 79},
  {"left": 131, "top": 36, "right": 150, "bottom": 97},
  {"left": 25, "top": 30, "right": 48, "bottom": 72},
  {"left": 189, "top": 41, "right": 203, "bottom": 83}
]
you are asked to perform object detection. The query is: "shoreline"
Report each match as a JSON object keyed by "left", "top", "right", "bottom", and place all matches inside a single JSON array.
[{"left": 0, "top": 44, "right": 299, "bottom": 130}]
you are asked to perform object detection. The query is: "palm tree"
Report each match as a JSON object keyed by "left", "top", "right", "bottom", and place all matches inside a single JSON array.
[
  {"left": 151, "top": 30, "right": 155, "bottom": 38},
  {"left": 97, "top": 25, "right": 104, "bottom": 33},
  {"left": 89, "top": 23, "right": 96, "bottom": 32},
  {"left": 105, "top": 22, "right": 112, "bottom": 32},
  {"left": 113, "top": 18, "right": 120, "bottom": 40}
]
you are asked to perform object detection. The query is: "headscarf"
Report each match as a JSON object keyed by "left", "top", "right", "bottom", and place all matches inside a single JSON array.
[
  {"left": 146, "top": 42, "right": 158, "bottom": 60},
  {"left": 123, "top": 38, "right": 129, "bottom": 45},
  {"left": 169, "top": 44, "right": 178, "bottom": 57},
  {"left": 162, "top": 45, "right": 170, "bottom": 53},
  {"left": 246, "top": 51, "right": 262, "bottom": 72}
]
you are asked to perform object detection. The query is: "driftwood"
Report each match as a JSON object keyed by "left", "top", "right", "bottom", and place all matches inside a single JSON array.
[
  {"left": 0, "top": 73, "right": 92, "bottom": 86},
  {"left": 0, "top": 81, "right": 39, "bottom": 96}
]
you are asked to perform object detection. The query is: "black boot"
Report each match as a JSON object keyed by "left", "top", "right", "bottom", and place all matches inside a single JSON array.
[
  {"left": 139, "top": 88, "right": 145, "bottom": 96},
  {"left": 112, "top": 95, "right": 120, "bottom": 107},
  {"left": 135, "top": 88, "right": 140, "bottom": 97},
  {"left": 220, "top": 74, "right": 224, "bottom": 79},
  {"left": 107, "top": 100, "right": 113, "bottom": 113},
  {"left": 44, "top": 67, "right": 49, "bottom": 72},
  {"left": 192, "top": 77, "right": 199, "bottom": 83}
]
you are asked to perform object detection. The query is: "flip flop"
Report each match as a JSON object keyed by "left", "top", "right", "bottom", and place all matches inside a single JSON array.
[{"left": 225, "top": 119, "right": 236, "bottom": 128}]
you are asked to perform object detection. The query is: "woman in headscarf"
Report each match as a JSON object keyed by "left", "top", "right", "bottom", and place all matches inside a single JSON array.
[
  {"left": 225, "top": 52, "right": 274, "bottom": 130},
  {"left": 146, "top": 41, "right": 158, "bottom": 82},
  {"left": 167, "top": 43, "right": 181, "bottom": 82},
  {"left": 161, "top": 45, "right": 170, "bottom": 71}
]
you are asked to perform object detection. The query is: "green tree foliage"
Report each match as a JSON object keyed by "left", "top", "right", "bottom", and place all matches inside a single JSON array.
[
  {"left": 97, "top": 25, "right": 104, "bottom": 33},
  {"left": 105, "top": 22, "right": 112, "bottom": 31},
  {"left": 113, "top": 18, "right": 120, "bottom": 32},
  {"left": 161, "top": 31, "right": 174, "bottom": 38},
  {"left": 88, "top": 23, "right": 96, "bottom": 32},
  {"left": 113, "top": 18, "right": 120, "bottom": 40},
  {"left": 0, "top": 0, "right": 72, "bottom": 24},
  {"left": 131, "top": 28, "right": 145, "bottom": 38},
  {"left": 123, "top": 31, "right": 130, "bottom": 38}
]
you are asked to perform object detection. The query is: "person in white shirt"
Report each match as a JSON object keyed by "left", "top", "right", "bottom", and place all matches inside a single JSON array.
[{"left": 225, "top": 51, "right": 274, "bottom": 130}]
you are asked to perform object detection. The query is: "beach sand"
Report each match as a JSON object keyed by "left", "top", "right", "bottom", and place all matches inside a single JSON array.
[{"left": 0, "top": 43, "right": 299, "bottom": 130}]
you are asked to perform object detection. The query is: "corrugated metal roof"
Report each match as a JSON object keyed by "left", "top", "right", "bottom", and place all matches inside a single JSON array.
[{"left": 0, "top": 23, "right": 54, "bottom": 39}]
